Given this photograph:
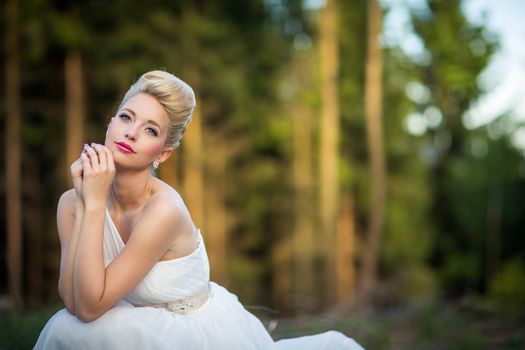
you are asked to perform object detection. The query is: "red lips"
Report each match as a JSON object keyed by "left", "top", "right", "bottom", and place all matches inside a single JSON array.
[{"left": 115, "top": 141, "right": 135, "bottom": 154}]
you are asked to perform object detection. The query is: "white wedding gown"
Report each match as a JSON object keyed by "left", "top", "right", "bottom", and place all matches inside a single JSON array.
[{"left": 35, "top": 209, "right": 364, "bottom": 349}]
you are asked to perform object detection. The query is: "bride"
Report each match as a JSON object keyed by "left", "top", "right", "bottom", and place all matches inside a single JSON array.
[{"left": 35, "top": 70, "right": 364, "bottom": 349}]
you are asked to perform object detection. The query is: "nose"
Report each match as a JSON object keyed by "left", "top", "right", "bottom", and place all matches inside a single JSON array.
[{"left": 125, "top": 126, "right": 138, "bottom": 141}]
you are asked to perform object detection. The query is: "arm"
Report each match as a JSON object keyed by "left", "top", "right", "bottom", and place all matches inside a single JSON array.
[
  {"left": 73, "top": 143, "right": 181, "bottom": 322},
  {"left": 57, "top": 154, "right": 86, "bottom": 314},
  {"left": 57, "top": 189, "right": 84, "bottom": 314},
  {"left": 73, "top": 198, "right": 179, "bottom": 322}
]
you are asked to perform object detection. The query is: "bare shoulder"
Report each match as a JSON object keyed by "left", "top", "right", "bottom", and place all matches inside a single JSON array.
[
  {"left": 148, "top": 178, "right": 189, "bottom": 213},
  {"left": 141, "top": 179, "right": 194, "bottom": 234},
  {"left": 57, "top": 188, "right": 77, "bottom": 218}
]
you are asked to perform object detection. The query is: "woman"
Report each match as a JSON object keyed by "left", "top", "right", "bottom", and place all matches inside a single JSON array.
[{"left": 35, "top": 70, "right": 364, "bottom": 349}]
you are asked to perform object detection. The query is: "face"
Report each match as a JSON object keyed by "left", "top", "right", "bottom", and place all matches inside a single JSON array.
[{"left": 105, "top": 93, "right": 173, "bottom": 171}]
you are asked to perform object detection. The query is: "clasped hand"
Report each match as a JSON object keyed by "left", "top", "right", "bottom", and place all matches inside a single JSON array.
[{"left": 70, "top": 143, "right": 115, "bottom": 207}]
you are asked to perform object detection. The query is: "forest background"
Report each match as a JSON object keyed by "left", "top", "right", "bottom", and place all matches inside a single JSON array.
[{"left": 1, "top": 0, "right": 524, "bottom": 348}]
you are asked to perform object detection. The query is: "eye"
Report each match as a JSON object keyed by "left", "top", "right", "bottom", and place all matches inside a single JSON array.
[
  {"left": 119, "top": 114, "right": 131, "bottom": 121},
  {"left": 146, "top": 127, "right": 158, "bottom": 136}
]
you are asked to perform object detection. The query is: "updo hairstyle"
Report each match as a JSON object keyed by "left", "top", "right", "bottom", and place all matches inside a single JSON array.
[{"left": 118, "top": 70, "right": 196, "bottom": 149}]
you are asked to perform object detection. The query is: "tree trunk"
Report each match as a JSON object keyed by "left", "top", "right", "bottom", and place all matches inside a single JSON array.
[
  {"left": 485, "top": 162, "right": 502, "bottom": 288},
  {"left": 25, "top": 156, "right": 43, "bottom": 306},
  {"left": 65, "top": 50, "right": 85, "bottom": 175},
  {"left": 271, "top": 236, "right": 291, "bottom": 312},
  {"left": 5, "top": 0, "right": 24, "bottom": 308},
  {"left": 361, "top": 0, "right": 385, "bottom": 297},
  {"left": 178, "top": 5, "right": 204, "bottom": 227},
  {"left": 318, "top": 0, "right": 340, "bottom": 302},
  {"left": 181, "top": 73, "right": 205, "bottom": 230},
  {"left": 336, "top": 192, "right": 356, "bottom": 301},
  {"left": 204, "top": 132, "right": 228, "bottom": 284},
  {"left": 291, "top": 48, "right": 316, "bottom": 311}
]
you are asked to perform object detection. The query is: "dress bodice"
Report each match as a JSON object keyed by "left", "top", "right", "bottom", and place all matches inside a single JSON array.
[{"left": 103, "top": 208, "right": 210, "bottom": 306}]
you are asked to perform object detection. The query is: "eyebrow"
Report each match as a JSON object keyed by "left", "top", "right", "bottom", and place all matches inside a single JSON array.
[
  {"left": 122, "top": 108, "right": 136, "bottom": 116},
  {"left": 121, "top": 108, "right": 162, "bottom": 129},
  {"left": 146, "top": 119, "right": 161, "bottom": 129}
]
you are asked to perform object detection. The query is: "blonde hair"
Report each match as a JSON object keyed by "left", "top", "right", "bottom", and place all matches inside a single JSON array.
[{"left": 119, "top": 70, "right": 196, "bottom": 149}]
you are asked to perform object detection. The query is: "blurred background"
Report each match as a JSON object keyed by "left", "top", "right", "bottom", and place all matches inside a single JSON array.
[{"left": 1, "top": 0, "right": 524, "bottom": 348}]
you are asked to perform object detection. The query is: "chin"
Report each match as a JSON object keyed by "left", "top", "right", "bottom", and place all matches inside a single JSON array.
[{"left": 114, "top": 160, "right": 150, "bottom": 173}]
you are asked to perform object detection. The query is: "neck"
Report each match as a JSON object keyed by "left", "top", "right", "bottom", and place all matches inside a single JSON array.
[{"left": 108, "top": 168, "right": 153, "bottom": 213}]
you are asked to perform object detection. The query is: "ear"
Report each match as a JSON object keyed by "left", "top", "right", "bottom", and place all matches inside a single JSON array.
[{"left": 156, "top": 147, "right": 174, "bottom": 164}]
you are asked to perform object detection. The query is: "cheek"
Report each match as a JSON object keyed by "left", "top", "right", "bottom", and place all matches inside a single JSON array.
[
  {"left": 104, "top": 123, "right": 116, "bottom": 145},
  {"left": 145, "top": 142, "right": 164, "bottom": 157}
]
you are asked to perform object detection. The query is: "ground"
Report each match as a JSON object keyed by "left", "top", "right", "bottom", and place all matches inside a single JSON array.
[{"left": 1, "top": 297, "right": 523, "bottom": 349}]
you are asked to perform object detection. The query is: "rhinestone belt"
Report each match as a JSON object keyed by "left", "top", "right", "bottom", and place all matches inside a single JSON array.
[{"left": 149, "top": 283, "right": 210, "bottom": 315}]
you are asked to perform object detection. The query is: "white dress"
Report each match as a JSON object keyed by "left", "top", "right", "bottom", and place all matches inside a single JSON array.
[{"left": 34, "top": 209, "right": 364, "bottom": 349}]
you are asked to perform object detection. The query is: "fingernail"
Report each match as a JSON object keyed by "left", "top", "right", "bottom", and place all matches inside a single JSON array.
[{"left": 84, "top": 143, "right": 89, "bottom": 148}]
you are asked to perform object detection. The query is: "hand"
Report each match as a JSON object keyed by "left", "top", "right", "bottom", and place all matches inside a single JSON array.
[{"left": 80, "top": 143, "right": 115, "bottom": 208}]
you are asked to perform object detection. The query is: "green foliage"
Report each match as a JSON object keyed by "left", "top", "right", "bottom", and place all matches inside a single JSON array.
[
  {"left": 0, "top": 306, "right": 61, "bottom": 350},
  {"left": 391, "top": 265, "right": 439, "bottom": 303},
  {"left": 228, "top": 254, "right": 268, "bottom": 305},
  {"left": 418, "top": 305, "right": 490, "bottom": 349},
  {"left": 381, "top": 47, "right": 435, "bottom": 279},
  {"left": 442, "top": 252, "right": 480, "bottom": 290},
  {"left": 408, "top": 1, "right": 518, "bottom": 299},
  {"left": 339, "top": 0, "right": 368, "bottom": 172},
  {"left": 413, "top": 0, "right": 496, "bottom": 117},
  {"left": 489, "top": 259, "right": 525, "bottom": 312}
]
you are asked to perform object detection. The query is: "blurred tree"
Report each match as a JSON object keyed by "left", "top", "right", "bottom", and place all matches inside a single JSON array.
[
  {"left": 444, "top": 123, "right": 525, "bottom": 295},
  {"left": 381, "top": 45, "right": 437, "bottom": 301},
  {"left": 361, "top": 0, "right": 386, "bottom": 297},
  {"left": 411, "top": 0, "right": 496, "bottom": 294},
  {"left": 338, "top": 0, "right": 368, "bottom": 303},
  {"left": 16, "top": 0, "right": 66, "bottom": 304},
  {"left": 288, "top": 38, "right": 316, "bottom": 310},
  {"left": 318, "top": 0, "right": 340, "bottom": 303},
  {"left": 4, "top": 0, "right": 24, "bottom": 308},
  {"left": 178, "top": 7, "right": 205, "bottom": 240},
  {"left": 336, "top": 193, "right": 356, "bottom": 301},
  {"left": 57, "top": 2, "right": 87, "bottom": 173},
  {"left": 64, "top": 51, "right": 85, "bottom": 171},
  {"left": 29, "top": 1, "right": 88, "bottom": 306}
]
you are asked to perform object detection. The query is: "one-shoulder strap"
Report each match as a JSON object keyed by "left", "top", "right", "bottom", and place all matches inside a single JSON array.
[{"left": 103, "top": 207, "right": 125, "bottom": 266}]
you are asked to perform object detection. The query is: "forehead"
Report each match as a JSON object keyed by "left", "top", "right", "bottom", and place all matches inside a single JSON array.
[{"left": 120, "top": 93, "right": 169, "bottom": 128}]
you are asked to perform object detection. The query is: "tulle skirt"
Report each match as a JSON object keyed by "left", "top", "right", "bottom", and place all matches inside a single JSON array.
[{"left": 34, "top": 282, "right": 364, "bottom": 350}]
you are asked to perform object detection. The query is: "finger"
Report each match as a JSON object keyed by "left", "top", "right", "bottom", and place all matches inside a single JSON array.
[
  {"left": 83, "top": 144, "right": 93, "bottom": 160},
  {"left": 97, "top": 144, "right": 113, "bottom": 172},
  {"left": 98, "top": 144, "right": 113, "bottom": 172},
  {"left": 91, "top": 143, "right": 107, "bottom": 171},
  {"left": 104, "top": 146, "right": 115, "bottom": 172},
  {"left": 80, "top": 151, "right": 92, "bottom": 174},
  {"left": 84, "top": 144, "right": 100, "bottom": 172},
  {"left": 82, "top": 144, "right": 93, "bottom": 169},
  {"left": 71, "top": 158, "right": 84, "bottom": 173}
]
